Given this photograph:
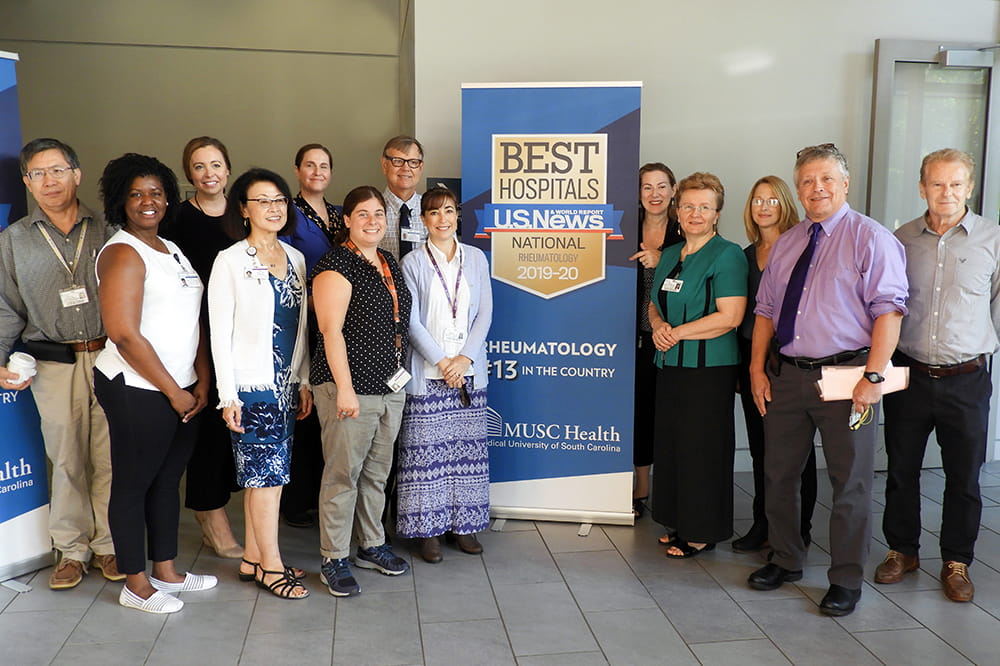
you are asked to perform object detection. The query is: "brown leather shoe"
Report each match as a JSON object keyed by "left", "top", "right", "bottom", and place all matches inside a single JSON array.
[
  {"left": 874, "top": 550, "right": 919, "bottom": 584},
  {"left": 453, "top": 532, "right": 483, "bottom": 554},
  {"left": 941, "top": 561, "right": 974, "bottom": 602},
  {"left": 49, "top": 557, "right": 86, "bottom": 590},
  {"left": 421, "top": 537, "right": 443, "bottom": 564},
  {"left": 91, "top": 554, "right": 127, "bottom": 582}
]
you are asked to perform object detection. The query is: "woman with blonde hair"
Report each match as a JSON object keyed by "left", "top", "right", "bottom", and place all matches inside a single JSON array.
[{"left": 731, "top": 175, "right": 817, "bottom": 553}]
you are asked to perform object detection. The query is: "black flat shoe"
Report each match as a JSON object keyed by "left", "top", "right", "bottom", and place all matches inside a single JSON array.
[
  {"left": 819, "top": 584, "right": 861, "bottom": 616},
  {"left": 748, "top": 563, "right": 803, "bottom": 591},
  {"left": 732, "top": 523, "right": 769, "bottom": 553},
  {"left": 665, "top": 541, "right": 715, "bottom": 559}
]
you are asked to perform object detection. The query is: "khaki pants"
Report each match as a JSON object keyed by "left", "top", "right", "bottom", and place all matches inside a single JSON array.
[
  {"left": 315, "top": 383, "right": 403, "bottom": 560},
  {"left": 30, "top": 349, "right": 113, "bottom": 562}
]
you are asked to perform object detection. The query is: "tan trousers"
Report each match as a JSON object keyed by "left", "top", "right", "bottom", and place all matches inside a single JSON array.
[
  {"left": 315, "top": 383, "right": 403, "bottom": 560},
  {"left": 30, "top": 349, "right": 113, "bottom": 562}
]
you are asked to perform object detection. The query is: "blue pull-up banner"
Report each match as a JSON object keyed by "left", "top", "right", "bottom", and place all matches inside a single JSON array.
[{"left": 462, "top": 82, "right": 641, "bottom": 525}]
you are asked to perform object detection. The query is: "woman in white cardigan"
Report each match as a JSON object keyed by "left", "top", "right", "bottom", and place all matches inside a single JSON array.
[
  {"left": 397, "top": 186, "right": 493, "bottom": 564},
  {"left": 208, "top": 168, "right": 311, "bottom": 599}
]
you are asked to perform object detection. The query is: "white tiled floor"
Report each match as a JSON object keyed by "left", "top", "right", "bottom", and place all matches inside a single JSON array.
[{"left": 4, "top": 464, "right": 1000, "bottom": 664}]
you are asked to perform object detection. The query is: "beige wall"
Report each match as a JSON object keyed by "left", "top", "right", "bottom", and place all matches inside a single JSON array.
[
  {"left": 0, "top": 0, "right": 403, "bottom": 208},
  {"left": 413, "top": 0, "right": 999, "bottom": 240}
]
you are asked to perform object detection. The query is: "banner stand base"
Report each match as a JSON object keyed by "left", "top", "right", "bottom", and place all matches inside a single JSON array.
[
  {"left": 491, "top": 506, "right": 633, "bottom": 526},
  {"left": 0, "top": 550, "right": 52, "bottom": 586}
]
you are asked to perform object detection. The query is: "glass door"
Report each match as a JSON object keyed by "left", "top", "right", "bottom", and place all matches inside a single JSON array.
[{"left": 867, "top": 38, "right": 1000, "bottom": 467}]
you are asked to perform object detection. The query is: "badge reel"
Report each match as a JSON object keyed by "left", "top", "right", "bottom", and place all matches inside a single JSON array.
[
  {"left": 660, "top": 278, "right": 683, "bottom": 293},
  {"left": 244, "top": 245, "right": 269, "bottom": 281},
  {"left": 386, "top": 366, "right": 412, "bottom": 393},
  {"left": 59, "top": 285, "right": 89, "bottom": 307}
]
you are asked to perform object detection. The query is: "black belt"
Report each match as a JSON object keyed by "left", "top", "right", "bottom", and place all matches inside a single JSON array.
[
  {"left": 904, "top": 353, "right": 987, "bottom": 379},
  {"left": 779, "top": 347, "right": 870, "bottom": 371}
]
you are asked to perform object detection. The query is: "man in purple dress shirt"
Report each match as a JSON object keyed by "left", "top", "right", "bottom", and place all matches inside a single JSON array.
[{"left": 745, "top": 144, "right": 908, "bottom": 616}]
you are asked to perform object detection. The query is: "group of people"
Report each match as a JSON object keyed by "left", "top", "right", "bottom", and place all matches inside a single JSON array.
[
  {"left": 631, "top": 144, "right": 999, "bottom": 616},
  {"left": 1, "top": 132, "right": 995, "bottom": 620},
  {"left": 0, "top": 134, "right": 493, "bottom": 612}
]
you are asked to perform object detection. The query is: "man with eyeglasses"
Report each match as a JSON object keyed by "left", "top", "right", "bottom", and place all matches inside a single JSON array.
[
  {"left": 0, "top": 138, "right": 120, "bottom": 590},
  {"left": 875, "top": 149, "right": 1000, "bottom": 603},
  {"left": 745, "top": 143, "right": 908, "bottom": 616},
  {"left": 379, "top": 135, "right": 426, "bottom": 260}
]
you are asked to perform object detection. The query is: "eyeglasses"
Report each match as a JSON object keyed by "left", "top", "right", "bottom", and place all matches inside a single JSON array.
[
  {"left": 678, "top": 204, "right": 717, "bottom": 214},
  {"left": 383, "top": 155, "right": 424, "bottom": 169},
  {"left": 751, "top": 198, "right": 781, "bottom": 208},
  {"left": 25, "top": 165, "right": 75, "bottom": 181},
  {"left": 246, "top": 196, "right": 288, "bottom": 209}
]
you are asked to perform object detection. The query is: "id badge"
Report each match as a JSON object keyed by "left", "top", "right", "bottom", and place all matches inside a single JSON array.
[
  {"left": 59, "top": 285, "right": 89, "bottom": 307},
  {"left": 401, "top": 227, "right": 424, "bottom": 244},
  {"left": 179, "top": 272, "right": 202, "bottom": 288},
  {"left": 443, "top": 327, "right": 466, "bottom": 346},
  {"left": 386, "top": 366, "right": 412, "bottom": 393},
  {"left": 244, "top": 266, "right": 270, "bottom": 281},
  {"left": 661, "top": 278, "right": 683, "bottom": 293}
]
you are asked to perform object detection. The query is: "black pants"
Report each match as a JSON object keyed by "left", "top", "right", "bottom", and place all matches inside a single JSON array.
[
  {"left": 652, "top": 364, "right": 737, "bottom": 544},
  {"left": 280, "top": 408, "right": 324, "bottom": 515},
  {"left": 95, "top": 372, "right": 198, "bottom": 574},
  {"left": 633, "top": 332, "right": 656, "bottom": 468},
  {"left": 737, "top": 336, "right": 817, "bottom": 538},
  {"left": 883, "top": 359, "right": 991, "bottom": 565},
  {"left": 183, "top": 380, "right": 238, "bottom": 511}
]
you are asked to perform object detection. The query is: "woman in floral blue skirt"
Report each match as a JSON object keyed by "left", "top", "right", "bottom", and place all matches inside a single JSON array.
[{"left": 209, "top": 168, "right": 312, "bottom": 599}]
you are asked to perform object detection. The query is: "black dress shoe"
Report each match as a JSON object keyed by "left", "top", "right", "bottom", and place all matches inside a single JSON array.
[
  {"left": 748, "top": 563, "right": 803, "bottom": 591},
  {"left": 282, "top": 511, "right": 315, "bottom": 528},
  {"left": 732, "top": 523, "right": 769, "bottom": 553},
  {"left": 819, "top": 584, "right": 861, "bottom": 616}
]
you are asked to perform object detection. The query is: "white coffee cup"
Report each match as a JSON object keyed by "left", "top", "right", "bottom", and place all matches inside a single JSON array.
[{"left": 6, "top": 351, "right": 37, "bottom": 384}]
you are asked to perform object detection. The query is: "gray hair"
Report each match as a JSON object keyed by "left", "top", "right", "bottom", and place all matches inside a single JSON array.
[
  {"left": 794, "top": 143, "right": 849, "bottom": 182},
  {"left": 920, "top": 148, "right": 975, "bottom": 183},
  {"left": 20, "top": 138, "right": 80, "bottom": 174}
]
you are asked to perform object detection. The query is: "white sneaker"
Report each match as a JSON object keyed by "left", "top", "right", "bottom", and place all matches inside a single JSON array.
[
  {"left": 149, "top": 572, "right": 218, "bottom": 593},
  {"left": 119, "top": 586, "right": 184, "bottom": 614}
]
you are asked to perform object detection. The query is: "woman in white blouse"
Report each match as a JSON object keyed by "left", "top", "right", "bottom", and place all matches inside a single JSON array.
[{"left": 397, "top": 187, "right": 493, "bottom": 564}]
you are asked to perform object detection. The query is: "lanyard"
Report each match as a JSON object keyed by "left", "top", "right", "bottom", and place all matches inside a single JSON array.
[
  {"left": 344, "top": 240, "right": 402, "bottom": 350},
  {"left": 38, "top": 220, "right": 88, "bottom": 281},
  {"left": 425, "top": 242, "right": 463, "bottom": 321}
]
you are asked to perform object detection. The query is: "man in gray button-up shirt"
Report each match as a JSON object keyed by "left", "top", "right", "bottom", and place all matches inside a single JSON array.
[
  {"left": 876, "top": 148, "right": 1000, "bottom": 603},
  {"left": 0, "top": 138, "right": 120, "bottom": 590}
]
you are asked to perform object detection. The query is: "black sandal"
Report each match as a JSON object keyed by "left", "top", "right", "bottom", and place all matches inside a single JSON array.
[
  {"left": 255, "top": 567, "right": 309, "bottom": 599},
  {"left": 240, "top": 558, "right": 306, "bottom": 582},
  {"left": 665, "top": 541, "right": 716, "bottom": 559},
  {"left": 658, "top": 531, "right": 678, "bottom": 546},
  {"left": 632, "top": 497, "right": 648, "bottom": 519}
]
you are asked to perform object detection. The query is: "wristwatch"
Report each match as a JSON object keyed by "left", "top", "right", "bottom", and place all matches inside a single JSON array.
[{"left": 863, "top": 371, "right": 885, "bottom": 384}]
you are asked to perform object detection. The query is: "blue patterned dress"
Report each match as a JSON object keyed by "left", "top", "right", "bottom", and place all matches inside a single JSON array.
[{"left": 231, "top": 261, "right": 303, "bottom": 488}]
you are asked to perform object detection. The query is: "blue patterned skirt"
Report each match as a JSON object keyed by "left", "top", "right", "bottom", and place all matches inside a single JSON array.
[
  {"left": 232, "top": 393, "right": 296, "bottom": 488},
  {"left": 396, "top": 379, "right": 490, "bottom": 537}
]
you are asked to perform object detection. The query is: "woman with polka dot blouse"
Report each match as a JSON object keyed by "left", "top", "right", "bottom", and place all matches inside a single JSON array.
[{"left": 311, "top": 185, "right": 413, "bottom": 597}]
